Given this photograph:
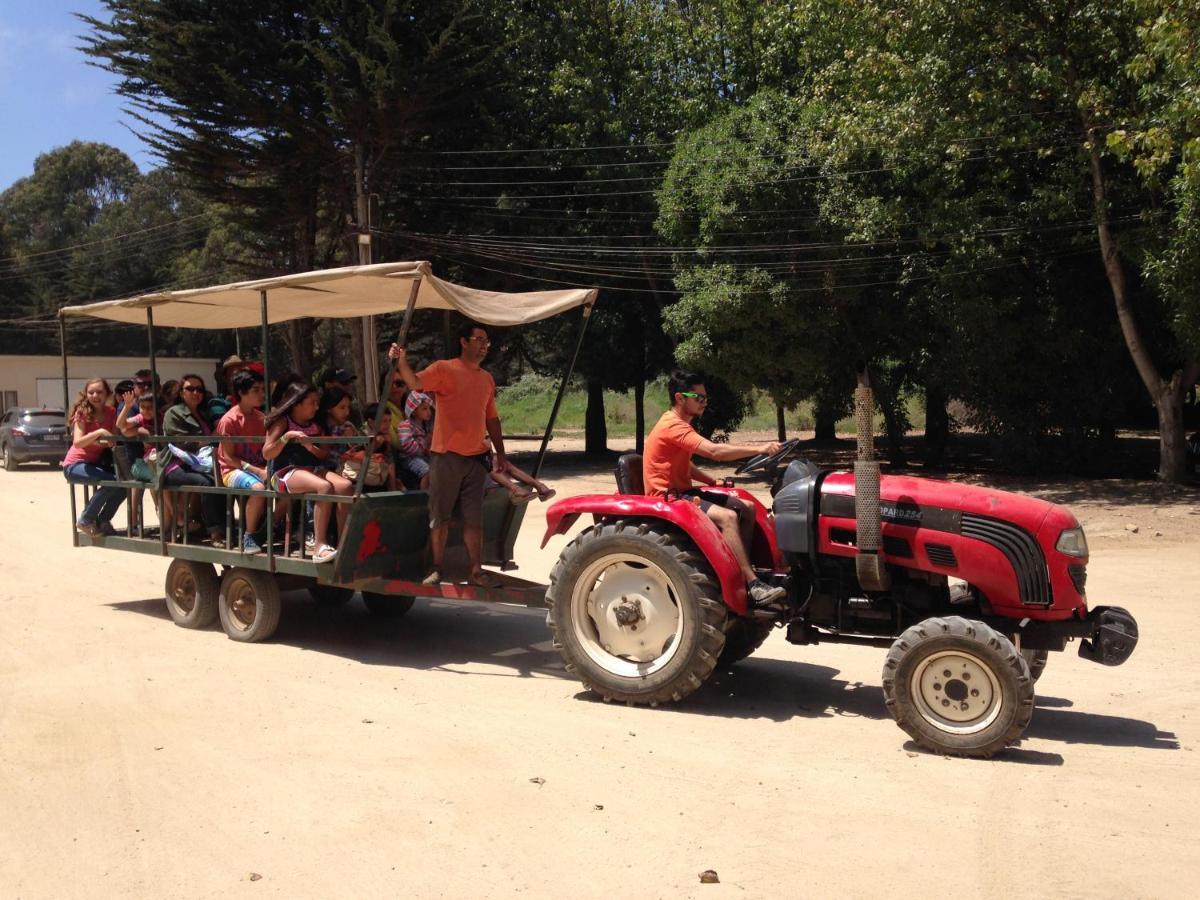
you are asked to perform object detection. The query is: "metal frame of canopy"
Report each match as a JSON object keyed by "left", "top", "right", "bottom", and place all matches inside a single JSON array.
[
  {"left": 57, "top": 263, "right": 597, "bottom": 587},
  {"left": 58, "top": 261, "right": 598, "bottom": 479}
]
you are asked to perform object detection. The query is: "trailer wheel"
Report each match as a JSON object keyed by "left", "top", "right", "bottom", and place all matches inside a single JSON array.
[
  {"left": 717, "top": 618, "right": 774, "bottom": 666},
  {"left": 309, "top": 583, "right": 356, "bottom": 607},
  {"left": 883, "top": 616, "right": 1034, "bottom": 758},
  {"left": 1020, "top": 648, "right": 1049, "bottom": 682},
  {"left": 164, "top": 559, "right": 220, "bottom": 629},
  {"left": 546, "top": 520, "right": 728, "bottom": 706},
  {"left": 361, "top": 592, "right": 415, "bottom": 618},
  {"left": 218, "top": 568, "right": 282, "bottom": 642}
]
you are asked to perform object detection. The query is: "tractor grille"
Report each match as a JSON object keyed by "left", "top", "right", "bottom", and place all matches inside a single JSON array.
[
  {"left": 1068, "top": 564, "right": 1087, "bottom": 595},
  {"left": 925, "top": 543, "right": 957, "bottom": 568},
  {"left": 960, "top": 513, "right": 1051, "bottom": 607}
]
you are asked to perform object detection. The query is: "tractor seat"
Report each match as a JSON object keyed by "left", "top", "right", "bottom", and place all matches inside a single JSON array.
[{"left": 614, "top": 453, "right": 644, "bottom": 495}]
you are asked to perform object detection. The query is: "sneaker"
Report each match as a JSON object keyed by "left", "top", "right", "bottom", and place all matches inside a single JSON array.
[
  {"left": 98, "top": 521, "right": 117, "bottom": 536},
  {"left": 242, "top": 534, "right": 263, "bottom": 555},
  {"left": 77, "top": 521, "right": 101, "bottom": 536},
  {"left": 748, "top": 579, "right": 786, "bottom": 606},
  {"left": 421, "top": 569, "right": 442, "bottom": 586}
]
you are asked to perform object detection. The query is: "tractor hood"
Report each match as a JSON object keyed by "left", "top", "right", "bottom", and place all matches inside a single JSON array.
[{"left": 820, "top": 471, "right": 1058, "bottom": 537}]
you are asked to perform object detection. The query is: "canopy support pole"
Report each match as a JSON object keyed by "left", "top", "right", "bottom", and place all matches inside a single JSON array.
[
  {"left": 533, "top": 301, "right": 593, "bottom": 479},
  {"left": 59, "top": 314, "right": 78, "bottom": 547},
  {"left": 146, "top": 308, "right": 159, "bottom": 427},
  {"left": 375, "top": 276, "right": 421, "bottom": 419},
  {"left": 58, "top": 316, "right": 69, "bottom": 414},
  {"left": 260, "top": 290, "right": 274, "bottom": 571}
]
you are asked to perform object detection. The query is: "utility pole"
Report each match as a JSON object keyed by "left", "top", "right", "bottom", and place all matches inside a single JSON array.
[{"left": 353, "top": 143, "right": 380, "bottom": 404}]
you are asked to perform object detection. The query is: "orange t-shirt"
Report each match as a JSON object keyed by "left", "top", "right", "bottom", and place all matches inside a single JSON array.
[
  {"left": 417, "top": 358, "right": 498, "bottom": 456},
  {"left": 643, "top": 410, "right": 705, "bottom": 497}
]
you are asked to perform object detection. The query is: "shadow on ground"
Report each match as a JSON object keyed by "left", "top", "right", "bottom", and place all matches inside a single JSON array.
[{"left": 109, "top": 591, "right": 1179, "bottom": 758}]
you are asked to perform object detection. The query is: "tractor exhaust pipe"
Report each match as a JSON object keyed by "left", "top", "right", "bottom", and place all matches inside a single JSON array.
[{"left": 854, "top": 365, "right": 890, "bottom": 592}]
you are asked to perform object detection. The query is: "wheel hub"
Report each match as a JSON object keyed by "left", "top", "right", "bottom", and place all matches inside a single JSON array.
[
  {"left": 227, "top": 580, "right": 257, "bottom": 629},
  {"left": 571, "top": 553, "right": 683, "bottom": 675},
  {"left": 911, "top": 650, "right": 1003, "bottom": 734},
  {"left": 170, "top": 571, "right": 196, "bottom": 614}
]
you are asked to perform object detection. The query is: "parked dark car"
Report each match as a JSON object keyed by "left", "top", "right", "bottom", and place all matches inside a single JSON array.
[{"left": 1, "top": 408, "right": 70, "bottom": 470}]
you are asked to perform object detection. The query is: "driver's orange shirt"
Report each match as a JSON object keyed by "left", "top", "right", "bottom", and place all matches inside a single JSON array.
[{"left": 642, "top": 410, "right": 704, "bottom": 497}]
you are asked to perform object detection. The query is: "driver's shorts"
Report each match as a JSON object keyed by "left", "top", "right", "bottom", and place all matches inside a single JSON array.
[{"left": 672, "top": 488, "right": 749, "bottom": 517}]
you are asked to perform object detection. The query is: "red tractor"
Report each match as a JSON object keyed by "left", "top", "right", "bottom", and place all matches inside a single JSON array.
[{"left": 540, "top": 372, "right": 1138, "bottom": 757}]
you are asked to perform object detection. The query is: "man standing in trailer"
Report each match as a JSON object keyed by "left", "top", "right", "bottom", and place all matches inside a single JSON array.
[{"left": 389, "top": 322, "right": 507, "bottom": 588}]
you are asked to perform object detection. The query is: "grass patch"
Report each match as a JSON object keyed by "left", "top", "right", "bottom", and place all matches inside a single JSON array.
[{"left": 497, "top": 374, "right": 928, "bottom": 437}]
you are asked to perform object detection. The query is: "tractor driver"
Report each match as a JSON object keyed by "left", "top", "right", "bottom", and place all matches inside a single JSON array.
[{"left": 643, "top": 370, "right": 787, "bottom": 606}]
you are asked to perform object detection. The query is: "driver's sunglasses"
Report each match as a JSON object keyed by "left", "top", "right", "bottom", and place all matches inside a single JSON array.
[{"left": 680, "top": 391, "right": 708, "bottom": 404}]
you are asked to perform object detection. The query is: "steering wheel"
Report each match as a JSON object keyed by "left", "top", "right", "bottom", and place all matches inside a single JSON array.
[{"left": 734, "top": 438, "right": 801, "bottom": 476}]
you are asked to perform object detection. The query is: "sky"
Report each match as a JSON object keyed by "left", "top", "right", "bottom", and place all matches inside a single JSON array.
[{"left": 0, "top": 0, "right": 157, "bottom": 190}]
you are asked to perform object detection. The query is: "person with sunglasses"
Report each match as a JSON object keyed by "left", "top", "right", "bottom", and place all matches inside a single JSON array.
[
  {"left": 388, "top": 321, "right": 507, "bottom": 588},
  {"left": 643, "top": 370, "right": 786, "bottom": 606}
]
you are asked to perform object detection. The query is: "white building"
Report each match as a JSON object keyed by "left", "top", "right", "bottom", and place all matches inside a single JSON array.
[{"left": 0, "top": 355, "right": 221, "bottom": 410}]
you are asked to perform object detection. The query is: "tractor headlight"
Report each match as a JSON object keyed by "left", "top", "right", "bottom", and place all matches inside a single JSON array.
[{"left": 1055, "top": 527, "right": 1089, "bottom": 557}]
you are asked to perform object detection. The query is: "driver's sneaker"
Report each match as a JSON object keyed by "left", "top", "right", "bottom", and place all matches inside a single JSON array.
[{"left": 748, "top": 579, "right": 786, "bottom": 606}]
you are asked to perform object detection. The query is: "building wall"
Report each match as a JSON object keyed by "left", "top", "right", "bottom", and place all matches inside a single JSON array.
[{"left": 0, "top": 356, "right": 221, "bottom": 411}]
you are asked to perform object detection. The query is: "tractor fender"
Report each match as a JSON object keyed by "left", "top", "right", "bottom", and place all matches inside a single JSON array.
[{"left": 542, "top": 494, "right": 749, "bottom": 615}]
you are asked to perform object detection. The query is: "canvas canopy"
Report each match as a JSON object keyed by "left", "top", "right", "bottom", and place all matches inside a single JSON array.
[{"left": 58, "top": 261, "right": 597, "bottom": 329}]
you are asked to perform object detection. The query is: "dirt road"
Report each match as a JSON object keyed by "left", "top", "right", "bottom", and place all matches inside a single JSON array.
[{"left": 1, "top": 454, "right": 1196, "bottom": 898}]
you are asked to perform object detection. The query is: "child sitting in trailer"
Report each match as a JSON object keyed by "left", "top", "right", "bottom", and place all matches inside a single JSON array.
[
  {"left": 394, "top": 390, "right": 433, "bottom": 489},
  {"left": 340, "top": 403, "right": 399, "bottom": 493}
]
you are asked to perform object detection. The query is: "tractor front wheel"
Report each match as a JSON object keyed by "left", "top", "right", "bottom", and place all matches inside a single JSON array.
[
  {"left": 717, "top": 618, "right": 774, "bottom": 667},
  {"left": 546, "top": 520, "right": 728, "bottom": 706},
  {"left": 883, "top": 616, "right": 1034, "bottom": 757},
  {"left": 1021, "top": 648, "right": 1049, "bottom": 682}
]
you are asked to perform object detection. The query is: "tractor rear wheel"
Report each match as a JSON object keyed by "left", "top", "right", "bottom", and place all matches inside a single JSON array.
[
  {"left": 717, "top": 618, "right": 774, "bottom": 666},
  {"left": 1021, "top": 648, "right": 1049, "bottom": 682},
  {"left": 546, "top": 520, "right": 728, "bottom": 705},
  {"left": 882, "top": 616, "right": 1034, "bottom": 757}
]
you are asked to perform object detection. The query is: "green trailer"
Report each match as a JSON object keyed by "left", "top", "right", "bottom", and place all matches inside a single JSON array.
[{"left": 60, "top": 262, "right": 595, "bottom": 642}]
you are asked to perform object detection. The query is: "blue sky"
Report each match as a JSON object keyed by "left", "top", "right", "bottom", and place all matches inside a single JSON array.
[{"left": 0, "top": 0, "right": 157, "bottom": 190}]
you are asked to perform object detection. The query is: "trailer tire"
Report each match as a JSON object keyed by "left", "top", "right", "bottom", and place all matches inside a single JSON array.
[
  {"left": 717, "top": 618, "right": 774, "bottom": 666},
  {"left": 1021, "top": 648, "right": 1049, "bottom": 682},
  {"left": 164, "top": 559, "right": 220, "bottom": 629},
  {"left": 546, "top": 520, "right": 728, "bottom": 706},
  {"left": 361, "top": 592, "right": 415, "bottom": 618},
  {"left": 883, "top": 616, "right": 1033, "bottom": 758},
  {"left": 309, "top": 583, "right": 356, "bottom": 607},
  {"left": 218, "top": 568, "right": 282, "bottom": 642}
]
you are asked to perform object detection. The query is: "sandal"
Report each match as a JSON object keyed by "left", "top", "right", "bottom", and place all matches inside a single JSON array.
[
  {"left": 421, "top": 569, "right": 442, "bottom": 586},
  {"left": 536, "top": 488, "right": 557, "bottom": 502},
  {"left": 510, "top": 489, "right": 535, "bottom": 505},
  {"left": 313, "top": 544, "right": 338, "bottom": 563},
  {"left": 469, "top": 570, "right": 500, "bottom": 588}
]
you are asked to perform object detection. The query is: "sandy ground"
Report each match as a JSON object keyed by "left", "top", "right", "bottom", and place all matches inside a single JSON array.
[{"left": 1, "top": 442, "right": 1198, "bottom": 899}]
